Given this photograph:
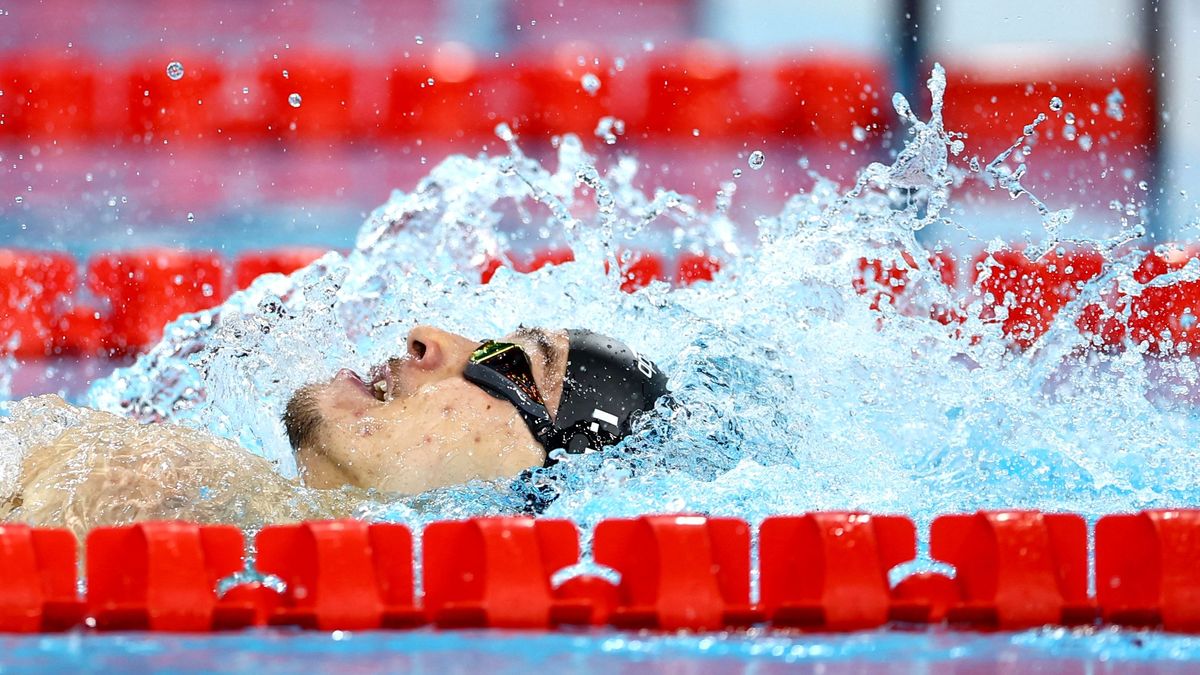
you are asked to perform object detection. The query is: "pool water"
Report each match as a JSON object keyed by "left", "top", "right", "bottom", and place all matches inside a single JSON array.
[{"left": 5, "top": 628, "right": 1200, "bottom": 674}]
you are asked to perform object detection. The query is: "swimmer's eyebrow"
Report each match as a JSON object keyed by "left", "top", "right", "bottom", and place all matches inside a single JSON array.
[{"left": 513, "top": 326, "right": 555, "bottom": 369}]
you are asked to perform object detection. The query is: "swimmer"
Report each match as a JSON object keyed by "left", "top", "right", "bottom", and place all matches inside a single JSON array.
[{"left": 0, "top": 326, "right": 668, "bottom": 537}]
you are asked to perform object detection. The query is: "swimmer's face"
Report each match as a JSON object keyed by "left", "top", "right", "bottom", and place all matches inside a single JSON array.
[{"left": 283, "top": 325, "right": 568, "bottom": 494}]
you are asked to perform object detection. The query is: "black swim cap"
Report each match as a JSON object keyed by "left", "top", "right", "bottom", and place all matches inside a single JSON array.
[{"left": 541, "top": 329, "right": 669, "bottom": 461}]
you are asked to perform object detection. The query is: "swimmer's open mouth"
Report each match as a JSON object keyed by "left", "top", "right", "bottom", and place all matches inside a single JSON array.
[{"left": 369, "top": 362, "right": 394, "bottom": 402}]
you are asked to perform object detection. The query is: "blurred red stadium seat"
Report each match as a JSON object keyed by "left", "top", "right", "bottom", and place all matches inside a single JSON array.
[{"left": 87, "top": 249, "right": 227, "bottom": 353}]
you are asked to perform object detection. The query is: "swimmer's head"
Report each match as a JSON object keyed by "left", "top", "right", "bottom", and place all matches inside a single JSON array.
[{"left": 283, "top": 325, "right": 667, "bottom": 494}]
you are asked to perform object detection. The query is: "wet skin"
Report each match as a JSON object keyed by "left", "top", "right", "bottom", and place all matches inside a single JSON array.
[{"left": 286, "top": 325, "right": 569, "bottom": 494}]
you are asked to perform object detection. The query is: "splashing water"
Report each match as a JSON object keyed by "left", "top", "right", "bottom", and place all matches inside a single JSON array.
[{"left": 65, "top": 65, "right": 1200, "bottom": 545}]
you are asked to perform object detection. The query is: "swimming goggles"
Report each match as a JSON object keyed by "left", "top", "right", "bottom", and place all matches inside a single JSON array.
[{"left": 464, "top": 340, "right": 557, "bottom": 449}]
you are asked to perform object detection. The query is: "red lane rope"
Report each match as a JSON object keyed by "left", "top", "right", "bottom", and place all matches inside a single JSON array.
[
  {"left": 7, "top": 243, "right": 1200, "bottom": 357},
  {"left": 1, "top": 510, "right": 1198, "bottom": 634}
]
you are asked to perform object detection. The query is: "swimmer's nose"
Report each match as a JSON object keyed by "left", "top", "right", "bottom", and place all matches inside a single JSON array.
[{"left": 406, "top": 325, "right": 475, "bottom": 373}]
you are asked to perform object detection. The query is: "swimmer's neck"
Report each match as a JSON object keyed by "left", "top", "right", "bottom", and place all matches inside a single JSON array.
[{"left": 295, "top": 446, "right": 356, "bottom": 490}]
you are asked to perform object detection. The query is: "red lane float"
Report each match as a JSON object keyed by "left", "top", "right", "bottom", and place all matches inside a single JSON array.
[
  {"left": 480, "top": 248, "right": 576, "bottom": 284},
  {"left": 127, "top": 56, "right": 224, "bottom": 143},
  {"left": 675, "top": 252, "right": 722, "bottom": 285},
  {"left": 0, "top": 525, "right": 82, "bottom": 633},
  {"left": 87, "top": 249, "right": 226, "bottom": 353},
  {"left": 644, "top": 42, "right": 745, "bottom": 139},
  {"left": 86, "top": 522, "right": 248, "bottom": 631},
  {"left": 592, "top": 515, "right": 758, "bottom": 630},
  {"left": 388, "top": 43, "right": 506, "bottom": 141},
  {"left": 760, "top": 513, "right": 915, "bottom": 630},
  {"left": 233, "top": 247, "right": 327, "bottom": 289},
  {"left": 773, "top": 56, "right": 889, "bottom": 144},
  {"left": 0, "top": 250, "right": 77, "bottom": 357},
  {"left": 940, "top": 58, "right": 1154, "bottom": 153},
  {"left": 856, "top": 249, "right": 958, "bottom": 312},
  {"left": 0, "top": 53, "right": 104, "bottom": 141},
  {"left": 255, "top": 520, "right": 420, "bottom": 630},
  {"left": 423, "top": 517, "right": 590, "bottom": 628},
  {"left": 12, "top": 511, "right": 1200, "bottom": 634},
  {"left": 1096, "top": 510, "right": 1200, "bottom": 631},
  {"left": 616, "top": 250, "right": 667, "bottom": 292},
  {"left": 1125, "top": 248, "right": 1200, "bottom": 354},
  {"left": 928, "top": 511, "right": 1093, "bottom": 629},
  {"left": 257, "top": 54, "right": 356, "bottom": 141},
  {"left": 974, "top": 247, "right": 1104, "bottom": 348},
  {"left": 515, "top": 43, "right": 639, "bottom": 139}
]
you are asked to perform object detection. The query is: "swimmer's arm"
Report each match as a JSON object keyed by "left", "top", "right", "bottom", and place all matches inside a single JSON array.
[{"left": 4, "top": 401, "right": 364, "bottom": 539}]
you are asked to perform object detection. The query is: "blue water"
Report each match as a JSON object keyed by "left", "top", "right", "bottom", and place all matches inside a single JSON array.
[{"left": 4, "top": 628, "right": 1200, "bottom": 674}]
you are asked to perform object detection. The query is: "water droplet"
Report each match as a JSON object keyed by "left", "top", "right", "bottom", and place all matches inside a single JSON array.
[
  {"left": 242, "top": 86, "right": 249, "bottom": 95},
  {"left": 851, "top": 125, "right": 867, "bottom": 142},
  {"left": 282, "top": 70, "right": 289, "bottom": 79},
  {"left": 692, "top": 128, "right": 700, "bottom": 137},
  {"left": 642, "top": 41, "right": 655, "bottom": 52},
  {"left": 13, "top": 195, "right": 22, "bottom": 203},
  {"left": 166, "top": 61, "right": 185, "bottom": 81},
  {"left": 949, "top": 139, "right": 965, "bottom": 155},
  {"left": 415, "top": 35, "right": 424, "bottom": 45},
  {"left": 494, "top": 122, "right": 514, "bottom": 142},
  {"left": 1064, "top": 112, "right": 1076, "bottom": 125},
  {"left": 288, "top": 93, "right": 302, "bottom": 108},
  {"left": 1106, "top": 88, "right": 1126, "bottom": 121},
  {"left": 84, "top": 172, "right": 93, "bottom": 182},
  {"left": 593, "top": 116, "right": 624, "bottom": 145},
  {"left": 748, "top": 150, "right": 765, "bottom": 170},
  {"left": 186, "top": 211, "right": 195, "bottom": 223},
  {"left": 1063, "top": 125, "right": 1077, "bottom": 141},
  {"left": 1138, "top": 180, "right": 1149, "bottom": 191},
  {"left": 732, "top": 168, "right": 743, "bottom": 178},
  {"left": 1049, "top": 96, "right": 1063, "bottom": 112},
  {"left": 1078, "top": 134, "right": 1094, "bottom": 152},
  {"left": 580, "top": 73, "right": 601, "bottom": 96}
]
